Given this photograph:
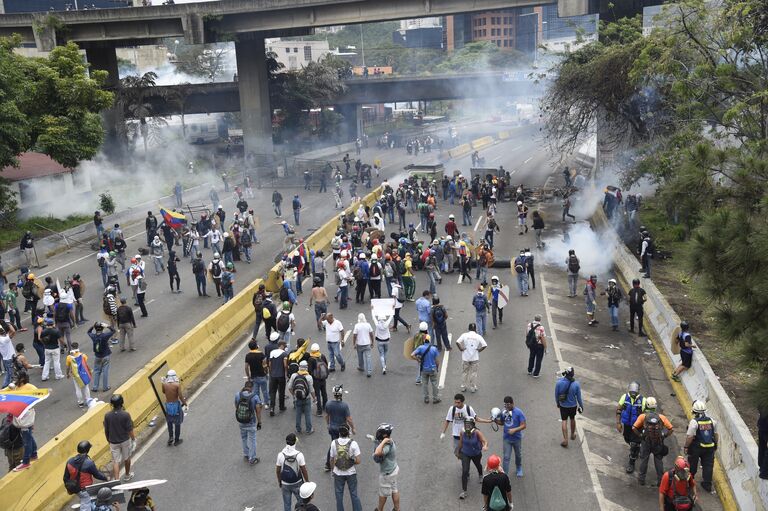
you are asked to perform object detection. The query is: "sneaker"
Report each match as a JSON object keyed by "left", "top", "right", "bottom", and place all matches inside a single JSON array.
[
  {"left": 78, "top": 402, "right": 84, "bottom": 408},
  {"left": 340, "top": 364, "right": 346, "bottom": 372},
  {"left": 167, "top": 439, "right": 174, "bottom": 446},
  {"left": 516, "top": 467, "right": 523, "bottom": 478},
  {"left": 459, "top": 491, "right": 467, "bottom": 500},
  {"left": 433, "top": 398, "right": 441, "bottom": 404},
  {"left": 12, "top": 463, "right": 31, "bottom": 472},
  {"left": 55, "top": 376, "right": 65, "bottom": 380},
  {"left": 424, "top": 397, "right": 430, "bottom": 404},
  {"left": 249, "top": 458, "right": 260, "bottom": 465},
  {"left": 174, "top": 439, "right": 183, "bottom": 446},
  {"left": 306, "top": 430, "right": 314, "bottom": 435},
  {"left": 324, "top": 465, "right": 331, "bottom": 472},
  {"left": 91, "top": 388, "right": 99, "bottom": 393},
  {"left": 415, "top": 380, "right": 422, "bottom": 385},
  {"left": 123, "top": 472, "right": 135, "bottom": 482},
  {"left": 382, "top": 367, "right": 387, "bottom": 375}
]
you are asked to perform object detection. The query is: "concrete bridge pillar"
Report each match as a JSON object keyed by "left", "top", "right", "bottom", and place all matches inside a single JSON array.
[
  {"left": 234, "top": 37, "right": 274, "bottom": 164},
  {"left": 336, "top": 103, "right": 364, "bottom": 142},
  {"left": 86, "top": 46, "right": 123, "bottom": 160}
]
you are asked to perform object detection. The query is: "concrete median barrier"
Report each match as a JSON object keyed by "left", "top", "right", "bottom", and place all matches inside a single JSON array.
[
  {"left": 448, "top": 143, "right": 472, "bottom": 159},
  {"left": 593, "top": 208, "right": 762, "bottom": 511},
  {"left": 0, "top": 187, "right": 382, "bottom": 511},
  {"left": 471, "top": 136, "right": 494, "bottom": 150}
]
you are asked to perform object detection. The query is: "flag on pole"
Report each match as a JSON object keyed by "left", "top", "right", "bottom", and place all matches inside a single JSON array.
[
  {"left": 159, "top": 207, "right": 187, "bottom": 229},
  {"left": 0, "top": 388, "right": 50, "bottom": 417}
]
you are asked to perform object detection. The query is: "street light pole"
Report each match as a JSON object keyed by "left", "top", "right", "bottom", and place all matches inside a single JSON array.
[{"left": 359, "top": 24, "right": 366, "bottom": 68}]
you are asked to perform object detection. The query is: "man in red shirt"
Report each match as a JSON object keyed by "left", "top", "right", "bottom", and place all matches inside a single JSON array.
[{"left": 658, "top": 456, "right": 697, "bottom": 511}]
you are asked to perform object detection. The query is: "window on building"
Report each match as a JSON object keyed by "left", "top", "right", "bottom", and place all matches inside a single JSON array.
[
  {"left": 293, "top": 48, "right": 298, "bottom": 53},
  {"left": 496, "top": 40, "right": 501, "bottom": 47},
  {"left": 285, "top": 48, "right": 290, "bottom": 54},
  {"left": 18, "top": 181, "right": 35, "bottom": 204},
  {"left": 503, "top": 40, "right": 508, "bottom": 47},
  {"left": 491, "top": 17, "right": 496, "bottom": 25},
  {"left": 483, "top": 29, "right": 487, "bottom": 36},
  {"left": 304, "top": 45, "right": 312, "bottom": 61},
  {"left": 482, "top": 18, "right": 486, "bottom": 25}
]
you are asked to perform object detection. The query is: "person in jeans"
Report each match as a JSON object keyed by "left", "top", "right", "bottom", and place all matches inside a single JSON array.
[
  {"left": 245, "top": 339, "right": 269, "bottom": 409},
  {"left": 116, "top": 298, "right": 136, "bottom": 352},
  {"left": 235, "top": 380, "right": 262, "bottom": 464},
  {"left": 374, "top": 315, "right": 392, "bottom": 374},
  {"left": 10, "top": 371, "right": 38, "bottom": 472},
  {"left": 162, "top": 369, "right": 187, "bottom": 447},
  {"left": 88, "top": 322, "right": 114, "bottom": 392},
  {"left": 276, "top": 433, "right": 309, "bottom": 511},
  {"left": 455, "top": 324, "right": 487, "bottom": 393},
  {"left": 63, "top": 440, "right": 109, "bottom": 510},
  {"left": 566, "top": 249, "right": 580, "bottom": 298},
  {"left": 604, "top": 279, "right": 623, "bottom": 331},
  {"left": 268, "top": 339, "right": 289, "bottom": 416},
  {"left": 329, "top": 424, "right": 363, "bottom": 511},
  {"left": 352, "top": 313, "right": 373, "bottom": 377},
  {"left": 411, "top": 341, "right": 440, "bottom": 404},
  {"left": 288, "top": 360, "right": 316, "bottom": 434},
  {"left": 526, "top": 315, "right": 547, "bottom": 378},
  {"left": 0, "top": 322, "right": 17, "bottom": 388},
  {"left": 494, "top": 396, "right": 526, "bottom": 477},
  {"left": 320, "top": 313, "right": 346, "bottom": 372},
  {"left": 457, "top": 418, "right": 488, "bottom": 500}
]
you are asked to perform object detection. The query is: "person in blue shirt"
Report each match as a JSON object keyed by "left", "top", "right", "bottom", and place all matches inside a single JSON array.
[
  {"left": 415, "top": 290, "right": 433, "bottom": 341},
  {"left": 412, "top": 341, "right": 440, "bottom": 404},
  {"left": 494, "top": 396, "right": 527, "bottom": 477},
  {"left": 234, "top": 380, "right": 263, "bottom": 464},
  {"left": 292, "top": 195, "right": 302, "bottom": 225},
  {"left": 554, "top": 367, "right": 583, "bottom": 448},
  {"left": 88, "top": 322, "right": 115, "bottom": 392},
  {"left": 471, "top": 289, "right": 488, "bottom": 336}
]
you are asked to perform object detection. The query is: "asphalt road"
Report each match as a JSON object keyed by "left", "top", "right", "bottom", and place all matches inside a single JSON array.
[
  {"left": 82, "top": 129, "right": 723, "bottom": 511},
  {"left": 0, "top": 121, "right": 538, "bottom": 477}
]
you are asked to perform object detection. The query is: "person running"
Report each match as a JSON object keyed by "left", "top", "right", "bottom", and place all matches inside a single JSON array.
[
  {"left": 162, "top": 369, "right": 187, "bottom": 446},
  {"left": 685, "top": 400, "right": 718, "bottom": 493},
  {"left": 555, "top": 367, "right": 583, "bottom": 448},
  {"left": 672, "top": 321, "right": 694, "bottom": 382},
  {"left": 455, "top": 324, "right": 487, "bottom": 394},
  {"left": 482, "top": 454, "right": 513, "bottom": 511},
  {"left": 276, "top": 433, "right": 309, "bottom": 511},
  {"left": 329, "top": 424, "right": 363, "bottom": 511},
  {"left": 371, "top": 423, "right": 400, "bottom": 511},
  {"left": 633, "top": 396, "right": 674, "bottom": 486},
  {"left": 457, "top": 418, "right": 488, "bottom": 500},
  {"left": 616, "top": 381, "right": 646, "bottom": 474}
]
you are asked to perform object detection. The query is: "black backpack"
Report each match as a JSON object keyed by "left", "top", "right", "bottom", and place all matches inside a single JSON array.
[
  {"left": 211, "top": 262, "right": 222, "bottom": 278},
  {"left": 567, "top": 255, "right": 580, "bottom": 274},
  {"left": 21, "top": 280, "right": 34, "bottom": 299},
  {"left": 277, "top": 312, "right": 291, "bottom": 332},
  {"left": 525, "top": 323, "right": 539, "bottom": 348},
  {"left": 192, "top": 259, "right": 204, "bottom": 274},
  {"left": 235, "top": 392, "right": 254, "bottom": 424},
  {"left": 433, "top": 305, "right": 446, "bottom": 324},
  {"left": 0, "top": 413, "right": 16, "bottom": 449},
  {"left": 370, "top": 262, "right": 380, "bottom": 278},
  {"left": 292, "top": 374, "right": 310, "bottom": 400},
  {"left": 54, "top": 303, "right": 70, "bottom": 323},
  {"left": 279, "top": 286, "right": 290, "bottom": 302}
]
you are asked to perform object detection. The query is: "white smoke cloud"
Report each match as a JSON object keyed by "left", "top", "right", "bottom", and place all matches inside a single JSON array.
[{"left": 541, "top": 221, "right": 616, "bottom": 279}]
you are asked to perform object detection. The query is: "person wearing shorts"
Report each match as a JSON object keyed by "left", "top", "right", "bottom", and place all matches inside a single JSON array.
[
  {"left": 555, "top": 367, "right": 583, "bottom": 448},
  {"left": 373, "top": 424, "right": 400, "bottom": 511},
  {"left": 103, "top": 394, "right": 136, "bottom": 481},
  {"left": 672, "top": 321, "right": 694, "bottom": 382}
]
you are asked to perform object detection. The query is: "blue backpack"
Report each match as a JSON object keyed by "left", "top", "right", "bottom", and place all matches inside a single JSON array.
[{"left": 473, "top": 295, "right": 486, "bottom": 312}]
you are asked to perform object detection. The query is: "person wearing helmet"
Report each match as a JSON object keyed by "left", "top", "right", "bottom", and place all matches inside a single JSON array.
[
  {"left": 640, "top": 230, "right": 654, "bottom": 278},
  {"left": 104, "top": 394, "right": 136, "bottom": 482},
  {"left": 307, "top": 343, "right": 329, "bottom": 415},
  {"left": 632, "top": 396, "right": 674, "bottom": 486},
  {"left": 516, "top": 200, "right": 529, "bottom": 234},
  {"left": 684, "top": 400, "right": 718, "bottom": 492},
  {"left": 457, "top": 417, "right": 489, "bottom": 500},
  {"left": 513, "top": 250, "right": 529, "bottom": 297},
  {"left": 603, "top": 278, "right": 623, "bottom": 331},
  {"left": 64, "top": 440, "right": 108, "bottom": 508},
  {"left": 488, "top": 275, "right": 506, "bottom": 329},
  {"left": 411, "top": 335, "right": 441, "bottom": 404},
  {"left": 371, "top": 423, "right": 400, "bottom": 511},
  {"left": 628, "top": 277, "right": 647, "bottom": 336},
  {"left": 658, "top": 456, "right": 697, "bottom": 511},
  {"left": 219, "top": 261, "right": 235, "bottom": 304},
  {"left": 94, "top": 487, "right": 118, "bottom": 510},
  {"left": 555, "top": 367, "right": 583, "bottom": 448},
  {"left": 297, "top": 480, "right": 320, "bottom": 511},
  {"left": 481, "top": 453, "right": 512, "bottom": 510},
  {"left": 584, "top": 275, "right": 599, "bottom": 326},
  {"left": 616, "top": 382, "right": 647, "bottom": 473},
  {"left": 325, "top": 385, "right": 356, "bottom": 471},
  {"left": 672, "top": 321, "right": 694, "bottom": 382}
]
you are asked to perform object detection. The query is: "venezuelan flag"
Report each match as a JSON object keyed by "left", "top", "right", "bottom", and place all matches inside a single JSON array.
[
  {"left": 69, "top": 354, "right": 92, "bottom": 387},
  {"left": 0, "top": 388, "right": 50, "bottom": 417},
  {"left": 160, "top": 207, "right": 187, "bottom": 229}
]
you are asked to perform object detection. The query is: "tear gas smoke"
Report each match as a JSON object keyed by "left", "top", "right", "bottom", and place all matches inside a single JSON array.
[{"left": 541, "top": 222, "right": 616, "bottom": 279}]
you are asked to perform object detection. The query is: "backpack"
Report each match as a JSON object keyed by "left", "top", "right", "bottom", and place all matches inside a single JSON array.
[
  {"left": 54, "top": 303, "right": 70, "bottom": 323},
  {"left": 473, "top": 295, "right": 486, "bottom": 312},
  {"left": 568, "top": 255, "right": 580, "bottom": 274},
  {"left": 433, "top": 305, "right": 446, "bottom": 325},
  {"left": 0, "top": 414, "right": 15, "bottom": 449},
  {"left": 277, "top": 312, "right": 291, "bottom": 332},
  {"left": 514, "top": 257, "right": 525, "bottom": 274},
  {"left": 280, "top": 453, "right": 303, "bottom": 484},
  {"left": 292, "top": 374, "right": 309, "bottom": 400},
  {"left": 192, "top": 259, "right": 204, "bottom": 274},
  {"left": 221, "top": 272, "right": 232, "bottom": 287},
  {"left": 240, "top": 230, "right": 252, "bottom": 246},
  {"left": 138, "top": 278, "right": 147, "bottom": 291},
  {"left": 334, "top": 440, "right": 355, "bottom": 471},
  {"left": 669, "top": 472, "right": 694, "bottom": 511},
  {"left": 352, "top": 266, "right": 363, "bottom": 281},
  {"left": 644, "top": 412, "right": 664, "bottom": 447},
  {"left": 97, "top": 256, "right": 106, "bottom": 268},
  {"left": 235, "top": 392, "right": 254, "bottom": 424},
  {"left": 211, "top": 262, "right": 222, "bottom": 278},
  {"left": 21, "top": 280, "right": 34, "bottom": 299},
  {"left": 525, "top": 323, "right": 539, "bottom": 349},
  {"left": 262, "top": 304, "right": 273, "bottom": 319},
  {"left": 63, "top": 457, "right": 85, "bottom": 495},
  {"left": 489, "top": 485, "right": 507, "bottom": 511},
  {"left": 370, "top": 262, "right": 381, "bottom": 278},
  {"left": 279, "top": 286, "right": 290, "bottom": 302},
  {"left": 397, "top": 260, "right": 407, "bottom": 274},
  {"left": 312, "top": 357, "right": 328, "bottom": 380},
  {"left": 645, "top": 238, "right": 655, "bottom": 256}
]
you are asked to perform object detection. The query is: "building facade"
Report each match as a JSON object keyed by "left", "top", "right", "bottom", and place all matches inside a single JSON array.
[{"left": 265, "top": 39, "right": 331, "bottom": 70}]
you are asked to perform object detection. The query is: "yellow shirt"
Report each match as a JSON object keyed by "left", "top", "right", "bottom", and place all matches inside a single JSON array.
[{"left": 404, "top": 259, "right": 413, "bottom": 277}]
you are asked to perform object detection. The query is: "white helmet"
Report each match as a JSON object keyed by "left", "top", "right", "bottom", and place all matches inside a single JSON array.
[
  {"left": 419, "top": 321, "right": 428, "bottom": 332},
  {"left": 491, "top": 275, "right": 499, "bottom": 282},
  {"left": 448, "top": 214, "right": 455, "bottom": 219},
  {"left": 645, "top": 397, "right": 657, "bottom": 410},
  {"left": 692, "top": 400, "right": 707, "bottom": 414},
  {"left": 490, "top": 407, "right": 502, "bottom": 421},
  {"left": 213, "top": 252, "right": 220, "bottom": 258},
  {"left": 517, "top": 201, "right": 523, "bottom": 206}
]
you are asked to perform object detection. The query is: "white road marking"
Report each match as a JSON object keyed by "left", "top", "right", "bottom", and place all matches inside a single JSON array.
[
  {"left": 523, "top": 156, "right": 533, "bottom": 164},
  {"left": 457, "top": 274, "right": 463, "bottom": 284},
  {"left": 550, "top": 322, "right": 581, "bottom": 334},
  {"left": 132, "top": 298, "right": 156, "bottom": 315},
  {"left": 581, "top": 390, "right": 621, "bottom": 409},
  {"left": 437, "top": 334, "right": 451, "bottom": 389},
  {"left": 540, "top": 274, "right": 612, "bottom": 511},
  {"left": 473, "top": 216, "right": 483, "bottom": 232}
]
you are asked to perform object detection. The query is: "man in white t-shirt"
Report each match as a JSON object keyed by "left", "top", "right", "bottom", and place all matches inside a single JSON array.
[
  {"left": 276, "top": 432, "right": 310, "bottom": 511},
  {"left": 338, "top": 266, "right": 350, "bottom": 309},
  {"left": 352, "top": 313, "right": 374, "bottom": 377},
  {"left": 329, "top": 424, "right": 362, "bottom": 511},
  {"left": 0, "top": 323, "right": 17, "bottom": 388},
  {"left": 455, "top": 323, "right": 487, "bottom": 393},
  {"left": 440, "top": 393, "right": 476, "bottom": 453},
  {"left": 321, "top": 313, "right": 346, "bottom": 372}
]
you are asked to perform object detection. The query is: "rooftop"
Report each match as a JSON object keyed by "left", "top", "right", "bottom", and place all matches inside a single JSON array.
[{"left": 1, "top": 153, "right": 73, "bottom": 182}]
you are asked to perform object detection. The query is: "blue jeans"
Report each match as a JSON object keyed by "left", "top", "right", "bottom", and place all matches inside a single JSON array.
[
  {"left": 239, "top": 423, "right": 257, "bottom": 461},
  {"left": 212, "top": 241, "right": 222, "bottom": 255},
  {"left": 252, "top": 376, "right": 269, "bottom": 407},
  {"left": 503, "top": 437, "right": 522, "bottom": 474},
  {"left": 100, "top": 265, "right": 108, "bottom": 287},
  {"left": 91, "top": 356, "right": 110, "bottom": 390},
  {"left": 79, "top": 490, "right": 93, "bottom": 511},
  {"left": 196, "top": 274, "right": 207, "bottom": 295},
  {"left": 328, "top": 342, "right": 344, "bottom": 370},
  {"left": 224, "top": 251, "right": 233, "bottom": 266},
  {"left": 475, "top": 312, "right": 487, "bottom": 336},
  {"left": 340, "top": 286, "right": 348, "bottom": 309},
  {"left": 295, "top": 397, "right": 313, "bottom": 432},
  {"left": 377, "top": 341, "right": 389, "bottom": 369},
  {"left": 462, "top": 210, "right": 472, "bottom": 226},
  {"left": 334, "top": 473, "right": 363, "bottom": 511},
  {"left": 609, "top": 305, "right": 619, "bottom": 327},
  {"left": 243, "top": 245, "right": 252, "bottom": 262},
  {"left": 356, "top": 345, "right": 372, "bottom": 375},
  {"left": 517, "top": 273, "right": 529, "bottom": 294},
  {"left": 434, "top": 322, "right": 450, "bottom": 349},
  {"left": 427, "top": 271, "right": 438, "bottom": 294},
  {"left": 274, "top": 203, "right": 282, "bottom": 216},
  {"left": 21, "top": 428, "right": 37, "bottom": 464},
  {"left": 282, "top": 484, "right": 302, "bottom": 511},
  {"left": 294, "top": 210, "right": 300, "bottom": 225},
  {"left": 223, "top": 286, "right": 234, "bottom": 303},
  {"left": 2, "top": 359, "right": 12, "bottom": 388}
]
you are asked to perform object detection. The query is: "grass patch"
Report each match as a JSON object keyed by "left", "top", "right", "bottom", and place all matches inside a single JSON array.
[
  {"left": 637, "top": 198, "right": 758, "bottom": 435},
  {"left": 0, "top": 215, "right": 92, "bottom": 253}
]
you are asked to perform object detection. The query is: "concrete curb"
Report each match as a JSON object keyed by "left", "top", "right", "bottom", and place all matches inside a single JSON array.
[{"left": 593, "top": 208, "right": 765, "bottom": 511}]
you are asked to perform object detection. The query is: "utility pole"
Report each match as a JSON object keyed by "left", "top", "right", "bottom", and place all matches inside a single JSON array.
[{"left": 359, "top": 24, "right": 366, "bottom": 68}]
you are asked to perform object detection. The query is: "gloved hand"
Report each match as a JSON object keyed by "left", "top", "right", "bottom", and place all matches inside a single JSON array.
[
  {"left": 257, "top": 422, "right": 262, "bottom": 431},
  {"left": 365, "top": 434, "right": 375, "bottom": 442},
  {"left": 130, "top": 439, "right": 136, "bottom": 453},
  {"left": 440, "top": 432, "right": 445, "bottom": 440},
  {"left": 182, "top": 405, "right": 189, "bottom": 413},
  {"left": 578, "top": 406, "right": 584, "bottom": 414}
]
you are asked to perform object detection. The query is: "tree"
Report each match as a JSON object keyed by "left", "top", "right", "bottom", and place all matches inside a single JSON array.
[
  {"left": 434, "top": 42, "right": 528, "bottom": 73},
  {"left": 116, "top": 72, "right": 169, "bottom": 154},
  {"left": 174, "top": 42, "right": 232, "bottom": 83}
]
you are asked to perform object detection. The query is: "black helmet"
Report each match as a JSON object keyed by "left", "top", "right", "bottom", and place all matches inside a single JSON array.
[
  {"left": 680, "top": 320, "right": 689, "bottom": 330},
  {"left": 589, "top": 275, "right": 597, "bottom": 281},
  {"left": 632, "top": 278, "right": 640, "bottom": 286},
  {"left": 110, "top": 394, "right": 124, "bottom": 408},
  {"left": 375, "top": 423, "right": 393, "bottom": 441},
  {"left": 642, "top": 230, "right": 649, "bottom": 237},
  {"left": 639, "top": 225, "right": 647, "bottom": 232},
  {"left": 77, "top": 440, "right": 92, "bottom": 454},
  {"left": 96, "top": 487, "right": 113, "bottom": 503}
]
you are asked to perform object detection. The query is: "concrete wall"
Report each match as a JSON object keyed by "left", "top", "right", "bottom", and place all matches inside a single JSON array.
[{"left": 593, "top": 208, "right": 767, "bottom": 511}]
